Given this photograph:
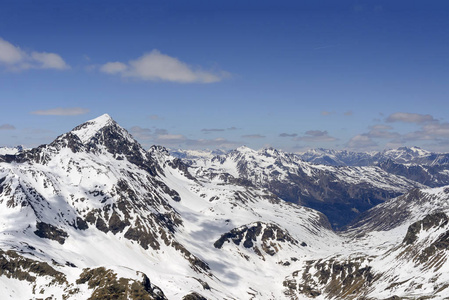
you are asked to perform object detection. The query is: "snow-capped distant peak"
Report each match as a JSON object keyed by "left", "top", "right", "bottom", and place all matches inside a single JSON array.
[
  {"left": 260, "top": 147, "right": 280, "bottom": 157},
  {"left": 235, "top": 145, "right": 256, "bottom": 153},
  {"left": 71, "top": 114, "right": 115, "bottom": 143},
  {"left": 0, "top": 145, "right": 24, "bottom": 155}
]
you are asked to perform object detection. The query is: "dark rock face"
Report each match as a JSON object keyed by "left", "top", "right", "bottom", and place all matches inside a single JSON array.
[
  {"left": 34, "top": 222, "right": 68, "bottom": 244},
  {"left": 403, "top": 212, "right": 449, "bottom": 245},
  {"left": 401, "top": 212, "right": 449, "bottom": 265},
  {"left": 0, "top": 248, "right": 66, "bottom": 284},
  {"left": 182, "top": 292, "right": 207, "bottom": 300},
  {"left": 214, "top": 222, "right": 297, "bottom": 257},
  {"left": 284, "top": 256, "right": 378, "bottom": 300},
  {"left": 76, "top": 267, "right": 167, "bottom": 300},
  {"left": 0, "top": 248, "right": 169, "bottom": 299}
]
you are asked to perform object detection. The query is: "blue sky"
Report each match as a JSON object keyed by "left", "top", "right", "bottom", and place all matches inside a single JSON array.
[{"left": 1, "top": 0, "right": 449, "bottom": 152}]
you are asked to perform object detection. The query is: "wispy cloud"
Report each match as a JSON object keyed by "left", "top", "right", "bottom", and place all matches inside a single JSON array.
[
  {"left": 100, "top": 49, "right": 229, "bottom": 83},
  {"left": 202, "top": 128, "right": 225, "bottom": 133},
  {"left": 279, "top": 133, "right": 298, "bottom": 137},
  {"left": 0, "top": 37, "right": 70, "bottom": 71},
  {"left": 295, "top": 130, "right": 337, "bottom": 142},
  {"left": 31, "top": 107, "right": 89, "bottom": 116},
  {"left": 386, "top": 112, "right": 437, "bottom": 124},
  {"left": 202, "top": 127, "right": 238, "bottom": 134},
  {"left": 0, "top": 124, "right": 15, "bottom": 130},
  {"left": 344, "top": 110, "right": 353, "bottom": 116}
]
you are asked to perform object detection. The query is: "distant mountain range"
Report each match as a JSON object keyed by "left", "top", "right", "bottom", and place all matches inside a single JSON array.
[
  {"left": 1, "top": 114, "right": 449, "bottom": 299},
  {"left": 173, "top": 146, "right": 449, "bottom": 167}
]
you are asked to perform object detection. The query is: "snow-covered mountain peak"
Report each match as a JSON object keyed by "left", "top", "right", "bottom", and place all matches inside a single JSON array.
[
  {"left": 0, "top": 145, "right": 24, "bottom": 155},
  {"left": 384, "top": 146, "right": 431, "bottom": 158},
  {"left": 71, "top": 114, "right": 115, "bottom": 144},
  {"left": 66, "top": 113, "right": 150, "bottom": 162},
  {"left": 260, "top": 147, "right": 281, "bottom": 157},
  {"left": 234, "top": 145, "right": 256, "bottom": 154}
]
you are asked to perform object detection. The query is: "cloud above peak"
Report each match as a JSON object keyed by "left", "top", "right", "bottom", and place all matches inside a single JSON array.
[
  {"left": 100, "top": 50, "right": 229, "bottom": 83},
  {"left": 0, "top": 37, "right": 70, "bottom": 71}
]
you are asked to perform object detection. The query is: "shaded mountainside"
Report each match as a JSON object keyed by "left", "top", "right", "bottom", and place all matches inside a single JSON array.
[{"left": 189, "top": 146, "right": 423, "bottom": 229}]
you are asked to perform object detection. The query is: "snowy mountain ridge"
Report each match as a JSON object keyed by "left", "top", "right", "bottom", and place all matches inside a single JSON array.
[
  {"left": 298, "top": 146, "right": 449, "bottom": 167},
  {"left": 1, "top": 114, "right": 449, "bottom": 299},
  {"left": 187, "top": 145, "right": 424, "bottom": 228}
]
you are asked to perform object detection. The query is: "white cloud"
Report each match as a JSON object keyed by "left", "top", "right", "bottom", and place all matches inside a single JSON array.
[
  {"left": 31, "top": 52, "right": 70, "bottom": 70},
  {"left": 31, "top": 107, "right": 89, "bottom": 116},
  {"left": 386, "top": 112, "right": 436, "bottom": 124},
  {"left": 0, "top": 37, "right": 70, "bottom": 71},
  {"left": 100, "top": 49, "right": 229, "bottom": 83},
  {"left": 0, "top": 38, "right": 25, "bottom": 64},
  {"left": 100, "top": 62, "right": 128, "bottom": 74}
]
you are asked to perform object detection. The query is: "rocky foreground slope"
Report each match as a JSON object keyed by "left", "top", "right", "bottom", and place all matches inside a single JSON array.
[{"left": 0, "top": 114, "right": 448, "bottom": 299}]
